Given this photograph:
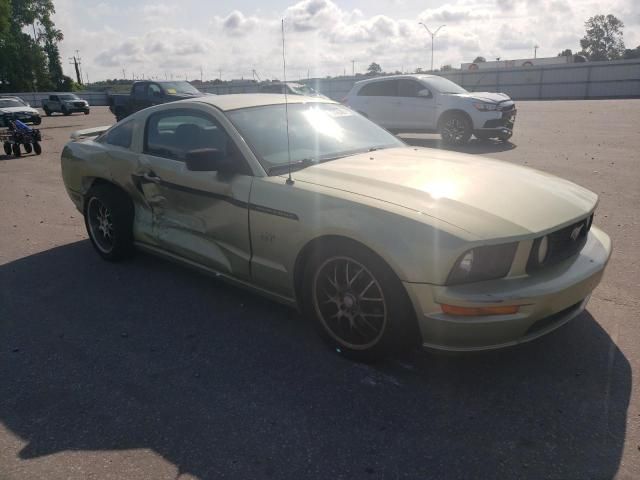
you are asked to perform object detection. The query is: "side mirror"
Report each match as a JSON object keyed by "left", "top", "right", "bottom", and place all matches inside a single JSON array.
[
  {"left": 185, "top": 148, "right": 233, "bottom": 173},
  {"left": 417, "top": 89, "right": 432, "bottom": 98}
]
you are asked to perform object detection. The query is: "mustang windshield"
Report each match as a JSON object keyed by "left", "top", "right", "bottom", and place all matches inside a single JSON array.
[{"left": 227, "top": 103, "right": 404, "bottom": 173}]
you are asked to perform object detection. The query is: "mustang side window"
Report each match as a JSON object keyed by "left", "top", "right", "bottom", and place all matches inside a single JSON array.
[{"left": 144, "top": 110, "right": 235, "bottom": 163}]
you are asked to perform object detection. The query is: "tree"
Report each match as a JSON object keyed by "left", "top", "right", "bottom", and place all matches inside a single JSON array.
[
  {"left": 366, "top": 62, "right": 382, "bottom": 75},
  {"left": 441, "top": 64, "right": 453, "bottom": 71},
  {"left": 0, "top": 0, "right": 66, "bottom": 92},
  {"left": 415, "top": 67, "right": 424, "bottom": 74},
  {"left": 473, "top": 56, "right": 486, "bottom": 63},
  {"left": 623, "top": 46, "right": 640, "bottom": 59},
  {"left": 557, "top": 49, "right": 573, "bottom": 57},
  {"left": 579, "top": 14, "right": 625, "bottom": 61}
]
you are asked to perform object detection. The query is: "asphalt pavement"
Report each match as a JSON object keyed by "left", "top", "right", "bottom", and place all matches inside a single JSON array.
[{"left": 0, "top": 103, "right": 639, "bottom": 479}]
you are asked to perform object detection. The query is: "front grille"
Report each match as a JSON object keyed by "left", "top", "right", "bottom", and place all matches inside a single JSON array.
[
  {"left": 74, "top": 101, "right": 85, "bottom": 107},
  {"left": 498, "top": 103, "right": 515, "bottom": 112},
  {"left": 527, "top": 215, "right": 593, "bottom": 273},
  {"left": 525, "top": 301, "right": 582, "bottom": 335}
]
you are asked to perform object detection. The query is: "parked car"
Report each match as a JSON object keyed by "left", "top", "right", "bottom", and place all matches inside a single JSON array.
[
  {"left": 0, "top": 96, "right": 41, "bottom": 125},
  {"left": 61, "top": 94, "right": 610, "bottom": 360},
  {"left": 108, "top": 80, "right": 204, "bottom": 122},
  {"left": 259, "top": 82, "right": 328, "bottom": 98},
  {"left": 42, "top": 93, "right": 90, "bottom": 116},
  {"left": 343, "top": 74, "right": 516, "bottom": 144}
]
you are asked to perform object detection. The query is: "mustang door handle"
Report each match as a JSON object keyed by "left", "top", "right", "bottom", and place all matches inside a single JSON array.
[{"left": 142, "top": 172, "right": 161, "bottom": 184}]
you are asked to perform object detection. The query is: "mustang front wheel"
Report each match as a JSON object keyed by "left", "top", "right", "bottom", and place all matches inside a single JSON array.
[{"left": 303, "top": 240, "right": 417, "bottom": 361}]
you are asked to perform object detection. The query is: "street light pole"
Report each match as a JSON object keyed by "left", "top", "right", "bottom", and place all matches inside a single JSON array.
[{"left": 418, "top": 23, "right": 445, "bottom": 72}]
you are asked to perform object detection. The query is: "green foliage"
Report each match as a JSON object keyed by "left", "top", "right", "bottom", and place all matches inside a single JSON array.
[
  {"left": 0, "top": 0, "right": 66, "bottom": 92},
  {"left": 366, "top": 62, "right": 382, "bottom": 75},
  {"left": 623, "top": 46, "right": 640, "bottom": 59},
  {"left": 473, "top": 56, "right": 486, "bottom": 63},
  {"left": 557, "top": 49, "right": 573, "bottom": 57},
  {"left": 579, "top": 14, "right": 625, "bottom": 61}
]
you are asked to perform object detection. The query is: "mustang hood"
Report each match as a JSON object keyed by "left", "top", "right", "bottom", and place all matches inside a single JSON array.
[{"left": 293, "top": 147, "right": 597, "bottom": 239}]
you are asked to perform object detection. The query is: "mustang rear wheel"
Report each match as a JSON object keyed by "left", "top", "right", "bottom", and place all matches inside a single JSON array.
[
  {"left": 84, "top": 185, "right": 134, "bottom": 261},
  {"left": 24, "top": 143, "right": 32, "bottom": 154},
  {"left": 302, "top": 240, "right": 417, "bottom": 361}
]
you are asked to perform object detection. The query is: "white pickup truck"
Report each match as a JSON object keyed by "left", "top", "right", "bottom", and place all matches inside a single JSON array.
[
  {"left": 343, "top": 74, "right": 516, "bottom": 145},
  {"left": 42, "top": 94, "right": 90, "bottom": 116}
]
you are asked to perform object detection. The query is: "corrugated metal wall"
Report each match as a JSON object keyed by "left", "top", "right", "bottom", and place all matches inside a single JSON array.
[
  {"left": 299, "top": 59, "right": 640, "bottom": 101},
  {"left": 1, "top": 91, "right": 110, "bottom": 107},
  {"left": 3, "top": 59, "right": 638, "bottom": 105}
]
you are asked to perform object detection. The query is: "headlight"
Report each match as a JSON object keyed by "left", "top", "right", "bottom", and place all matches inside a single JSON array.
[
  {"left": 447, "top": 242, "right": 518, "bottom": 285},
  {"left": 537, "top": 235, "right": 549, "bottom": 264},
  {"left": 472, "top": 102, "right": 498, "bottom": 111}
]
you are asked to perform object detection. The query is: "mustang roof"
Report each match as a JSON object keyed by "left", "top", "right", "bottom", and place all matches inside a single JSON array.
[{"left": 189, "top": 93, "right": 335, "bottom": 111}]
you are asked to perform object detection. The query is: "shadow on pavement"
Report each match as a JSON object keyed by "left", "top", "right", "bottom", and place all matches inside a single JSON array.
[
  {"left": 0, "top": 241, "right": 630, "bottom": 479},
  {"left": 400, "top": 135, "right": 517, "bottom": 154}
]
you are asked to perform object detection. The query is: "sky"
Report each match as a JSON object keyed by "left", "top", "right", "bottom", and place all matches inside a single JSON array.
[{"left": 51, "top": 0, "right": 640, "bottom": 82}]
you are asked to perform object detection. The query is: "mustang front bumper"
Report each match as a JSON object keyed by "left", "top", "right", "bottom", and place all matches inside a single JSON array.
[{"left": 404, "top": 226, "right": 611, "bottom": 351}]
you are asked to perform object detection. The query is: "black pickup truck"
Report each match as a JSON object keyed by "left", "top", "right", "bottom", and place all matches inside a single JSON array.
[{"left": 108, "top": 81, "right": 205, "bottom": 121}]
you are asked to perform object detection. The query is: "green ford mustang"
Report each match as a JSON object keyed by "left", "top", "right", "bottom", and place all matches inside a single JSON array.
[{"left": 61, "top": 94, "right": 611, "bottom": 360}]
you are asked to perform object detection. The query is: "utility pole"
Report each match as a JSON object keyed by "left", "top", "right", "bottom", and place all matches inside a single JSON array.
[
  {"left": 68, "top": 51, "right": 83, "bottom": 85},
  {"left": 351, "top": 59, "right": 355, "bottom": 76},
  {"left": 200, "top": 66, "right": 203, "bottom": 83},
  {"left": 219, "top": 69, "right": 222, "bottom": 80},
  {"left": 418, "top": 23, "right": 445, "bottom": 71},
  {"left": 534, "top": 44, "right": 539, "bottom": 59},
  {"left": 122, "top": 68, "right": 126, "bottom": 80}
]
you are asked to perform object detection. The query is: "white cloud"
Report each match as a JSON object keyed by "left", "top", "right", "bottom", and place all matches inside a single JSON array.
[
  {"left": 51, "top": 0, "right": 640, "bottom": 81},
  {"left": 213, "top": 10, "right": 261, "bottom": 37},
  {"left": 285, "top": 0, "right": 343, "bottom": 32}
]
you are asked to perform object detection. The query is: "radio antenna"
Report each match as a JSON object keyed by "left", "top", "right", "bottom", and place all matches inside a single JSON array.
[{"left": 281, "top": 18, "right": 294, "bottom": 185}]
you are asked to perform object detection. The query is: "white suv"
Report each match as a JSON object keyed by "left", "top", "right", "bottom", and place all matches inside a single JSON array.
[{"left": 343, "top": 74, "right": 516, "bottom": 145}]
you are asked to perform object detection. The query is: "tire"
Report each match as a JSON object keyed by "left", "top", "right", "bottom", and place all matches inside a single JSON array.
[
  {"left": 24, "top": 143, "right": 32, "bottom": 154},
  {"left": 33, "top": 117, "right": 42, "bottom": 125},
  {"left": 33, "top": 142, "right": 42, "bottom": 155},
  {"left": 84, "top": 185, "right": 135, "bottom": 261},
  {"left": 3, "top": 142, "right": 11, "bottom": 155},
  {"left": 12, "top": 144, "right": 21, "bottom": 157},
  {"left": 439, "top": 112, "right": 472, "bottom": 145},
  {"left": 62, "top": 106, "right": 70, "bottom": 116},
  {"left": 498, "top": 131, "right": 513, "bottom": 142},
  {"left": 84, "top": 110, "right": 90, "bottom": 115},
  {"left": 115, "top": 109, "right": 125, "bottom": 122},
  {"left": 301, "top": 239, "right": 418, "bottom": 361},
  {"left": 474, "top": 132, "right": 494, "bottom": 141},
  {"left": 43, "top": 107, "right": 51, "bottom": 116}
]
